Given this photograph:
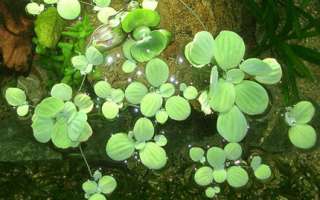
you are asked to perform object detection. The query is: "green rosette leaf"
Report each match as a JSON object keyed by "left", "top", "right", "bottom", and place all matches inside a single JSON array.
[
  {"left": 125, "top": 82, "right": 148, "bottom": 104},
  {"left": 226, "top": 166, "right": 249, "bottom": 188},
  {"left": 57, "top": 0, "right": 81, "bottom": 20},
  {"left": 224, "top": 143, "right": 242, "bottom": 161},
  {"left": 133, "top": 118, "right": 155, "bottom": 142},
  {"left": 74, "top": 94, "right": 94, "bottom": 113},
  {"left": 35, "top": 97, "right": 64, "bottom": 118},
  {"left": 209, "top": 79, "right": 235, "bottom": 113},
  {"left": 94, "top": 81, "right": 112, "bottom": 99},
  {"left": 31, "top": 115, "right": 54, "bottom": 143},
  {"left": 254, "top": 164, "right": 272, "bottom": 181},
  {"left": 239, "top": 58, "right": 272, "bottom": 76},
  {"left": 50, "top": 83, "right": 72, "bottom": 101},
  {"left": 225, "top": 69, "right": 245, "bottom": 84},
  {"left": 189, "top": 147, "right": 205, "bottom": 162},
  {"left": 289, "top": 101, "right": 315, "bottom": 124},
  {"left": 102, "top": 101, "right": 119, "bottom": 120},
  {"left": 106, "top": 133, "right": 135, "bottom": 161},
  {"left": 145, "top": 58, "right": 169, "bottom": 87},
  {"left": 5, "top": 88, "right": 27, "bottom": 106},
  {"left": 206, "top": 147, "right": 226, "bottom": 168},
  {"left": 255, "top": 58, "right": 283, "bottom": 85},
  {"left": 140, "top": 93, "right": 163, "bottom": 117},
  {"left": 98, "top": 175, "right": 117, "bottom": 194},
  {"left": 165, "top": 96, "right": 191, "bottom": 121},
  {"left": 289, "top": 124, "right": 317, "bottom": 149},
  {"left": 51, "top": 119, "right": 73, "bottom": 149},
  {"left": 194, "top": 166, "right": 214, "bottom": 186},
  {"left": 121, "top": 9, "right": 160, "bottom": 33},
  {"left": 159, "top": 83, "right": 175, "bottom": 98},
  {"left": 139, "top": 142, "right": 167, "bottom": 170}
]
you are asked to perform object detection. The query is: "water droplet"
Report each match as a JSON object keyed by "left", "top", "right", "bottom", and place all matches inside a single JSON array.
[
  {"left": 128, "top": 78, "right": 133, "bottom": 82},
  {"left": 134, "top": 108, "right": 139, "bottom": 113},
  {"left": 188, "top": 144, "right": 192, "bottom": 148},
  {"left": 106, "top": 56, "right": 114, "bottom": 65},
  {"left": 174, "top": 80, "right": 179, "bottom": 85},
  {"left": 169, "top": 76, "right": 175, "bottom": 82},
  {"left": 136, "top": 70, "right": 143, "bottom": 76}
]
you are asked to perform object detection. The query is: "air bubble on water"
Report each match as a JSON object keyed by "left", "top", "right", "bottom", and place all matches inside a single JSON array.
[
  {"left": 169, "top": 75, "right": 175, "bottom": 82},
  {"left": 234, "top": 160, "right": 241, "bottom": 165},
  {"left": 134, "top": 108, "right": 139, "bottom": 113},
  {"left": 188, "top": 144, "right": 192, "bottom": 148},
  {"left": 124, "top": 160, "right": 128, "bottom": 164},
  {"left": 106, "top": 56, "right": 114, "bottom": 65},
  {"left": 174, "top": 80, "right": 179, "bottom": 85},
  {"left": 136, "top": 70, "right": 143, "bottom": 76},
  {"left": 177, "top": 56, "right": 184, "bottom": 65},
  {"left": 206, "top": 145, "right": 210, "bottom": 149},
  {"left": 95, "top": 104, "right": 99, "bottom": 109},
  {"left": 160, "top": 130, "right": 165, "bottom": 134},
  {"left": 146, "top": 49, "right": 151, "bottom": 53},
  {"left": 134, "top": 155, "right": 138, "bottom": 160},
  {"left": 116, "top": 53, "right": 121, "bottom": 58},
  {"left": 128, "top": 77, "right": 133, "bottom": 82}
]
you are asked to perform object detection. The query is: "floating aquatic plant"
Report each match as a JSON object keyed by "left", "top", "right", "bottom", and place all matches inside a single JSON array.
[
  {"left": 5, "top": 87, "right": 29, "bottom": 117},
  {"left": 285, "top": 101, "right": 317, "bottom": 149},
  {"left": 106, "top": 117, "right": 168, "bottom": 169},
  {"left": 72, "top": 46, "right": 104, "bottom": 75}
]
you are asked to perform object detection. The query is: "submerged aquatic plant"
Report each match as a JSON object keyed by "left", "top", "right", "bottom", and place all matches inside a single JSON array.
[{"left": 3, "top": 0, "right": 318, "bottom": 199}]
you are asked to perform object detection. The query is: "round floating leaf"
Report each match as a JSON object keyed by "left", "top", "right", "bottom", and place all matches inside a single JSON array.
[
  {"left": 226, "top": 69, "right": 245, "bottom": 84},
  {"left": 5, "top": 87, "right": 27, "bottom": 106},
  {"left": 290, "top": 101, "right": 315, "bottom": 124},
  {"left": 44, "top": 0, "right": 58, "bottom": 4},
  {"left": 224, "top": 143, "right": 242, "bottom": 161},
  {"left": 62, "top": 101, "right": 77, "bottom": 120},
  {"left": 98, "top": 175, "right": 117, "bottom": 194},
  {"left": 145, "top": 58, "right": 169, "bottom": 87},
  {"left": 32, "top": 115, "right": 54, "bottom": 143},
  {"left": 121, "top": 9, "right": 160, "bottom": 33},
  {"left": 93, "top": 170, "right": 102, "bottom": 181},
  {"left": 135, "top": 141, "right": 146, "bottom": 150},
  {"left": 89, "top": 193, "right": 106, "bottom": 200},
  {"left": 239, "top": 58, "right": 272, "bottom": 76},
  {"left": 102, "top": 101, "right": 119, "bottom": 120},
  {"left": 26, "top": 2, "right": 44, "bottom": 15},
  {"left": 184, "top": 43, "right": 205, "bottom": 68},
  {"left": 194, "top": 166, "right": 214, "bottom": 186},
  {"left": 97, "top": 7, "right": 117, "bottom": 24},
  {"left": 94, "top": 0, "right": 111, "bottom": 7},
  {"left": 209, "top": 79, "right": 235, "bottom": 113},
  {"left": 94, "top": 81, "right": 112, "bottom": 99},
  {"left": 106, "top": 133, "right": 135, "bottom": 161},
  {"left": 226, "top": 166, "right": 249, "bottom": 188},
  {"left": 155, "top": 110, "right": 168, "bottom": 124},
  {"left": 159, "top": 83, "right": 175, "bottom": 98},
  {"left": 142, "top": 0, "right": 158, "bottom": 10},
  {"left": 122, "top": 60, "right": 137, "bottom": 73},
  {"left": 35, "top": 97, "right": 64, "bottom": 118},
  {"left": 86, "top": 46, "right": 104, "bottom": 65},
  {"left": 50, "top": 83, "right": 72, "bottom": 101},
  {"left": 179, "top": 83, "right": 187, "bottom": 92},
  {"left": 51, "top": 119, "right": 73, "bottom": 149},
  {"left": 131, "top": 31, "right": 167, "bottom": 62},
  {"left": 213, "top": 31, "right": 245, "bottom": 70},
  {"left": 255, "top": 58, "right": 283, "bottom": 84},
  {"left": 183, "top": 86, "right": 198, "bottom": 100},
  {"left": 188, "top": 31, "right": 215, "bottom": 65},
  {"left": 165, "top": 96, "right": 191, "bottom": 121},
  {"left": 125, "top": 82, "right": 148, "bottom": 104},
  {"left": 133, "top": 26, "right": 151, "bottom": 40},
  {"left": 17, "top": 105, "right": 29, "bottom": 117},
  {"left": 139, "top": 142, "right": 167, "bottom": 170},
  {"left": 212, "top": 169, "right": 227, "bottom": 183},
  {"left": 67, "top": 112, "right": 87, "bottom": 141},
  {"left": 72, "top": 55, "right": 89, "bottom": 71},
  {"left": 122, "top": 39, "right": 136, "bottom": 60},
  {"left": 133, "top": 118, "right": 155, "bottom": 142},
  {"left": 198, "top": 91, "right": 212, "bottom": 115},
  {"left": 289, "top": 124, "right": 317, "bottom": 149},
  {"left": 110, "top": 89, "right": 125, "bottom": 103},
  {"left": 189, "top": 147, "right": 205, "bottom": 162},
  {"left": 140, "top": 93, "right": 163, "bottom": 117},
  {"left": 205, "top": 187, "right": 216, "bottom": 198},
  {"left": 207, "top": 147, "right": 226, "bottom": 168},
  {"left": 74, "top": 94, "right": 94, "bottom": 113},
  {"left": 254, "top": 164, "right": 271, "bottom": 180},
  {"left": 82, "top": 180, "right": 98, "bottom": 194},
  {"left": 154, "top": 135, "right": 167, "bottom": 147},
  {"left": 217, "top": 106, "right": 248, "bottom": 142},
  {"left": 57, "top": 0, "right": 81, "bottom": 20},
  {"left": 235, "top": 80, "right": 269, "bottom": 115},
  {"left": 250, "top": 156, "right": 262, "bottom": 171},
  {"left": 78, "top": 122, "right": 93, "bottom": 142}
]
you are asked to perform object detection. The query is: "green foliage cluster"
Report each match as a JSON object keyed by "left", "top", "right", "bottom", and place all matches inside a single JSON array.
[
  {"left": 3, "top": 0, "right": 318, "bottom": 199},
  {"left": 245, "top": 0, "right": 320, "bottom": 103}
]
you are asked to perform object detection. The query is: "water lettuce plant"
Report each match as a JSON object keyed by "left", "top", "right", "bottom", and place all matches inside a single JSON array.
[{"left": 3, "top": 0, "right": 318, "bottom": 199}]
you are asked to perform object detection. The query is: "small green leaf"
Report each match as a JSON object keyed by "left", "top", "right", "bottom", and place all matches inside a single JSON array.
[
  {"left": 207, "top": 147, "right": 226, "bottom": 168},
  {"left": 133, "top": 26, "right": 151, "bottom": 40},
  {"left": 133, "top": 118, "right": 155, "bottom": 142},
  {"left": 254, "top": 164, "right": 272, "bottom": 180},
  {"left": 154, "top": 135, "right": 167, "bottom": 146},
  {"left": 205, "top": 187, "right": 216, "bottom": 198},
  {"left": 86, "top": 46, "right": 104, "bottom": 65},
  {"left": 125, "top": 82, "right": 148, "bottom": 104},
  {"left": 82, "top": 180, "right": 98, "bottom": 195},
  {"left": 17, "top": 105, "right": 29, "bottom": 117},
  {"left": 35, "top": 97, "right": 64, "bottom": 118},
  {"left": 26, "top": 3, "right": 44, "bottom": 15},
  {"left": 209, "top": 79, "right": 235, "bottom": 113},
  {"left": 226, "top": 166, "right": 249, "bottom": 188},
  {"left": 213, "top": 31, "right": 245, "bottom": 70},
  {"left": 121, "top": 9, "right": 160, "bottom": 33},
  {"left": 106, "top": 133, "right": 135, "bottom": 161},
  {"left": 289, "top": 124, "right": 317, "bottom": 149},
  {"left": 122, "top": 60, "right": 137, "bottom": 73},
  {"left": 289, "top": 101, "right": 315, "bottom": 124},
  {"left": 5, "top": 88, "right": 27, "bottom": 106},
  {"left": 145, "top": 58, "right": 169, "bottom": 87},
  {"left": 250, "top": 156, "right": 262, "bottom": 171},
  {"left": 255, "top": 58, "right": 283, "bottom": 85},
  {"left": 139, "top": 142, "right": 167, "bottom": 170},
  {"left": 224, "top": 142, "right": 242, "bottom": 161},
  {"left": 94, "top": 0, "right": 111, "bottom": 7},
  {"left": 217, "top": 106, "right": 248, "bottom": 142},
  {"left": 89, "top": 193, "right": 106, "bottom": 200},
  {"left": 31, "top": 115, "right": 54, "bottom": 143},
  {"left": 235, "top": 80, "right": 269, "bottom": 115},
  {"left": 67, "top": 112, "right": 87, "bottom": 141},
  {"left": 159, "top": 83, "right": 175, "bottom": 98},
  {"left": 189, "top": 147, "right": 205, "bottom": 162},
  {"left": 240, "top": 58, "right": 272, "bottom": 76},
  {"left": 212, "top": 169, "right": 227, "bottom": 183},
  {"left": 94, "top": 81, "right": 112, "bottom": 99},
  {"left": 122, "top": 39, "right": 136, "bottom": 61},
  {"left": 98, "top": 175, "right": 117, "bottom": 194},
  {"left": 194, "top": 166, "right": 214, "bottom": 186},
  {"left": 155, "top": 110, "right": 168, "bottom": 124},
  {"left": 50, "top": 83, "right": 73, "bottom": 101},
  {"left": 51, "top": 119, "right": 73, "bottom": 149},
  {"left": 183, "top": 86, "right": 198, "bottom": 100},
  {"left": 165, "top": 96, "right": 191, "bottom": 121},
  {"left": 74, "top": 94, "right": 94, "bottom": 113},
  {"left": 226, "top": 69, "right": 245, "bottom": 84},
  {"left": 111, "top": 89, "right": 125, "bottom": 103},
  {"left": 57, "top": 0, "right": 81, "bottom": 20},
  {"left": 140, "top": 93, "right": 163, "bottom": 117},
  {"left": 72, "top": 55, "right": 89, "bottom": 71},
  {"left": 102, "top": 101, "right": 119, "bottom": 120}
]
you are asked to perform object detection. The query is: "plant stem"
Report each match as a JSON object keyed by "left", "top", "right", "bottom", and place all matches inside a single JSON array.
[
  {"left": 79, "top": 144, "right": 93, "bottom": 177},
  {"left": 177, "top": 0, "right": 207, "bottom": 31},
  {"left": 78, "top": 75, "right": 87, "bottom": 92}
]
